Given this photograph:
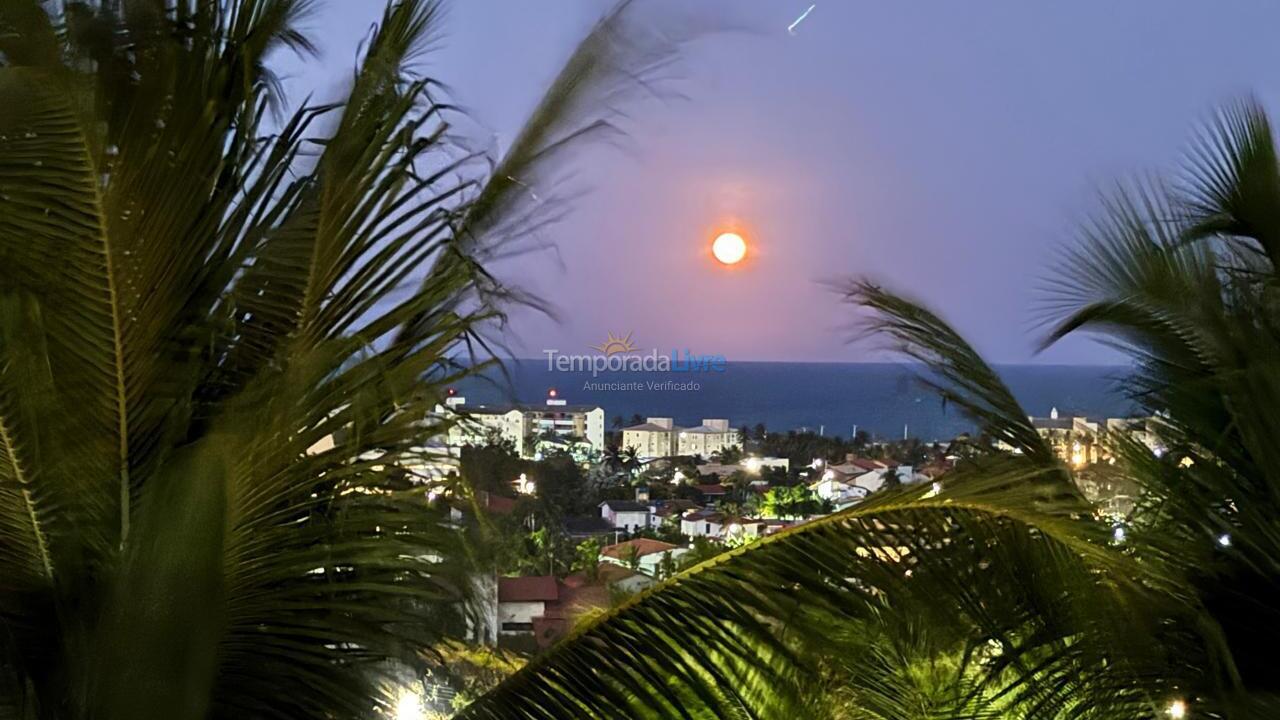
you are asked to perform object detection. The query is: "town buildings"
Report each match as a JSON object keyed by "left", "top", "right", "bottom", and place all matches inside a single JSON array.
[
  {"left": 599, "top": 538, "right": 688, "bottom": 576},
  {"left": 438, "top": 391, "right": 605, "bottom": 459},
  {"left": 599, "top": 499, "right": 651, "bottom": 533},
  {"left": 622, "top": 417, "right": 742, "bottom": 459}
]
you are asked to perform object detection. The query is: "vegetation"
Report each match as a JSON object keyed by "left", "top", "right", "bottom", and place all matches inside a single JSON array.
[
  {"left": 0, "top": 0, "right": 701, "bottom": 718},
  {"left": 758, "top": 485, "right": 829, "bottom": 519},
  {"left": 458, "top": 103, "right": 1280, "bottom": 718}
]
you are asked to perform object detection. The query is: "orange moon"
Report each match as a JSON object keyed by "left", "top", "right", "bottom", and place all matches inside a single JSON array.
[{"left": 712, "top": 232, "right": 747, "bottom": 265}]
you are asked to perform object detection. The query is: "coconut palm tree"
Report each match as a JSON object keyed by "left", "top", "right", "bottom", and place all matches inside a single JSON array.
[
  {"left": 0, "top": 1, "right": 706, "bottom": 718},
  {"left": 457, "top": 102, "right": 1280, "bottom": 719}
]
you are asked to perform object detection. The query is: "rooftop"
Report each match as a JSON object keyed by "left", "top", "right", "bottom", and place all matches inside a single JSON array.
[
  {"left": 681, "top": 425, "right": 733, "bottom": 434},
  {"left": 682, "top": 509, "right": 725, "bottom": 523},
  {"left": 563, "top": 515, "right": 614, "bottom": 536},
  {"left": 600, "top": 499, "right": 649, "bottom": 512},
  {"left": 601, "top": 538, "right": 681, "bottom": 560},
  {"left": 451, "top": 402, "right": 601, "bottom": 416},
  {"left": 498, "top": 575, "right": 559, "bottom": 603},
  {"left": 623, "top": 422, "right": 679, "bottom": 432}
]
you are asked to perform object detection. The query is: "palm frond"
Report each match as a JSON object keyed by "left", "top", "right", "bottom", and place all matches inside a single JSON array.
[
  {"left": 1039, "top": 102, "right": 1280, "bottom": 711},
  {"left": 1180, "top": 97, "right": 1280, "bottom": 270},
  {"left": 841, "top": 281, "right": 1057, "bottom": 465},
  {"left": 459, "top": 456, "right": 1178, "bottom": 719}
]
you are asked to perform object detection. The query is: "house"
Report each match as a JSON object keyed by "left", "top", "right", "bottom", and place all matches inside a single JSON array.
[
  {"left": 599, "top": 500, "right": 650, "bottom": 532},
  {"left": 497, "top": 576, "right": 560, "bottom": 637},
  {"left": 810, "top": 472, "right": 870, "bottom": 507},
  {"left": 437, "top": 391, "right": 605, "bottom": 459},
  {"left": 721, "top": 518, "right": 761, "bottom": 543},
  {"left": 563, "top": 515, "right": 616, "bottom": 540},
  {"left": 651, "top": 499, "right": 697, "bottom": 527},
  {"left": 695, "top": 483, "right": 728, "bottom": 500},
  {"left": 564, "top": 562, "right": 654, "bottom": 595},
  {"left": 681, "top": 509, "right": 726, "bottom": 538},
  {"left": 448, "top": 491, "right": 517, "bottom": 525},
  {"left": 826, "top": 455, "right": 889, "bottom": 476},
  {"left": 600, "top": 538, "right": 689, "bottom": 576},
  {"left": 496, "top": 575, "right": 612, "bottom": 650}
]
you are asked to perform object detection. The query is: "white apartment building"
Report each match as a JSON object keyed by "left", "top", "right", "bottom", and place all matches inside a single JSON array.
[
  {"left": 439, "top": 392, "right": 605, "bottom": 458},
  {"left": 622, "top": 417, "right": 742, "bottom": 459},
  {"left": 678, "top": 419, "right": 741, "bottom": 458},
  {"left": 621, "top": 417, "right": 679, "bottom": 458}
]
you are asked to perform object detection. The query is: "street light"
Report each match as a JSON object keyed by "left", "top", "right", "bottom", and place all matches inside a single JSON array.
[
  {"left": 1167, "top": 699, "right": 1187, "bottom": 719},
  {"left": 394, "top": 687, "right": 426, "bottom": 720}
]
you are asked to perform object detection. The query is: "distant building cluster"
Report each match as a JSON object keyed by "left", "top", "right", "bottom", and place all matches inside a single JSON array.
[
  {"left": 621, "top": 417, "right": 741, "bottom": 459},
  {"left": 1025, "top": 407, "right": 1166, "bottom": 466},
  {"left": 436, "top": 391, "right": 605, "bottom": 460},
  {"left": 441, "top": 390, "right": 1168, "bottom": 650}
]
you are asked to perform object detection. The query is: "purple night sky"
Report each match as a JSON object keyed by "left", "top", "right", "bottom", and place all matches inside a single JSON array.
[{"left": 278, "top": 1, "right": 1280, "bottom": 364}]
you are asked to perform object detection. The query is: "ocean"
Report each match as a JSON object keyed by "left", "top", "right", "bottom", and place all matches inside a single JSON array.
[{"left": 453, "top": 360, "right": 1137, "bottom": 442}]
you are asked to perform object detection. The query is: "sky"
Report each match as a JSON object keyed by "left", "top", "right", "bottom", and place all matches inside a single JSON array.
[{"left": 279, "top": 0, "right": 1280, "bottom": 365}]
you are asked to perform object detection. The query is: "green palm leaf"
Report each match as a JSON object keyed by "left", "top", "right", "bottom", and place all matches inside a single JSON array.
[{"left": 458, "top": 454, "right": 1176, "bottom": 719}]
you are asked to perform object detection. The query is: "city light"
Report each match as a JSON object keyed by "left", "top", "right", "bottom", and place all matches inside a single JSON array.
[
  {"left": 744, "top": 457, "right": 763, "bottom": 473},
  {"left": 1113, "top": 525, "right": 1126, "bottom": 544},
  {"left": 1218, "top": 533, "right": 1231, "bottom": 547},
  {"left": 514, "top": 473, "right": 535, "bottom": 495},
  {"left": 1167, "top": 698, "right": 1187, "bottom": 719}
]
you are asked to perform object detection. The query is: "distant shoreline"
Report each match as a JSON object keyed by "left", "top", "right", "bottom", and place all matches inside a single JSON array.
[{"left": 450, "top": 360, "right": 1136, "bottom": 442}]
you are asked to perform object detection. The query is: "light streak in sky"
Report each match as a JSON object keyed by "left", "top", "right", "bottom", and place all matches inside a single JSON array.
[{"left": 787, "top": 4, "right": 816, "bottom": 35}]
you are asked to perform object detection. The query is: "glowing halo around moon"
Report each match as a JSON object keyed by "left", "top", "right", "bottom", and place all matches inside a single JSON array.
[{"left": 712, "top": 231, "right": 747, "bottom": 265}]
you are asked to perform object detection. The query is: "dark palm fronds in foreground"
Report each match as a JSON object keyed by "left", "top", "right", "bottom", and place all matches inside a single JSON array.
[{"left": 0, "top": 1, "right": 704, "bottom": 718}]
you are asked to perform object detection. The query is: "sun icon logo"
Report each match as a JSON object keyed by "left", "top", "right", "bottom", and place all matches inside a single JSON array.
[{"left": 591, "top": 331, "right": 638, "bottom": 356}]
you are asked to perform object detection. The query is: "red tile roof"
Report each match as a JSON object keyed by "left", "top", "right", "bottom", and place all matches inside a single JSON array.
[
  {"left": 498, "top": 575, "right": 559, "bottom": 603},
  {"left": 847, "top": 458, "right": 886, "bottom": 472},
  {"left": 696, "top": 483, "right": 727, "bottom": 495},
  {"left": 483, "top": 492, "right": 517, "bottom": 514},
  {"left": 600, "top": 538, "right": 679, "bottom": 560},
  {"left": 563, "top": 563, "right": 641, "bottom": 588}
]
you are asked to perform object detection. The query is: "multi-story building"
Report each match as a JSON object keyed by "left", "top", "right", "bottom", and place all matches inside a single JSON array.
[
  {"left": 1104, "top": 416, "right": 1166, "bottom": 457},
  {"left": 622, "top": 417, "right": 742, "bottom": 459},
  {"left": 1028, "top": 407, "right": 1101, "bottom": 466},
  {"left": 621, "top": 417, "right": 680, "bottom": 458},
  {"left": 439, "top": 391, "right": 605, "bottom": 458},
  {"left": 677, "top": 419, "right": 741, "bottom": 458}
]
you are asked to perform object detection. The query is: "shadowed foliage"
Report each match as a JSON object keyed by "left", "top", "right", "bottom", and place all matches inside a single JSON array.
[{"left": 0, "top": 0, "right": 708, "bottom": 718}]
